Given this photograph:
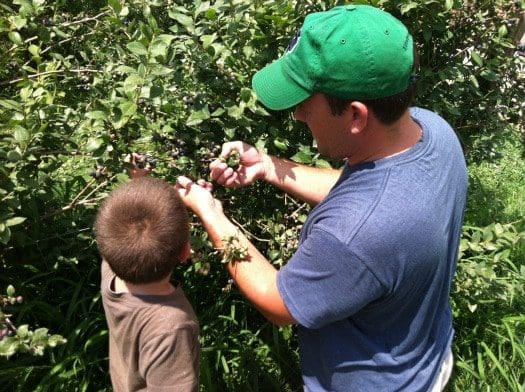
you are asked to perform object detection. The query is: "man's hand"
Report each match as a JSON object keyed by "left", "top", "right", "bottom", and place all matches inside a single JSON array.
[
  {"left": 175, "top": 176, "right": 223, "bottom": 222},
  {"left": 209, "top": 141, "right": 267, "bottom": 187}
]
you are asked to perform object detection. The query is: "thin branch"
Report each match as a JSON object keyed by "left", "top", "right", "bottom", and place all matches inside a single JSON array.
[
  {"left": 61, "top": 11, "right": 111, "bottom": 27},
  {"left": 0, "top": 68, "right": 101, "bottom": 86},
  {"left": 40, "top": 195, "right": 106, "bottom": 220},
  {"left": 68, "top": 178, "right": 97, "bottom": 208},
  {"left": 230, "top": 216, "right": 271, "bottom": 242},
  {"left": 4, "top": 317, "right": 17, "bottom": 333},
  {"left": 40, "top": 175, "right": 114, "bottom": 220},
  {"left": 24, "top": 31, "right": 97, "bottom": 67}
]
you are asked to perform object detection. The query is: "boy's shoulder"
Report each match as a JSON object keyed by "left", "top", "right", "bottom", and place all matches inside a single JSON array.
[{"left": 101, "top": 261, "right": 199, "bottom": 336}]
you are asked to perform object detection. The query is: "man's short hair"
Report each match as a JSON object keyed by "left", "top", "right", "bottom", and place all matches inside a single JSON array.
[
  {"left": 325, "top": 82, "right": 417, "bottom": 124},
  {"left": 94, "top": 177, "right": 189, "bottom": 284}
]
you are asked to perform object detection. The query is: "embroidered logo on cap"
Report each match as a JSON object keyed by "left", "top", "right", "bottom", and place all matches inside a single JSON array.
[{"left": 285, "top": 29, "right": 301, "bottom": 54}]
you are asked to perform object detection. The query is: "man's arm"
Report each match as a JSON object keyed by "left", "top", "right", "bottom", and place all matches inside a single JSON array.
[
  {"left": 261, "top": 153, "right": 342, "bottom": 205},
  {"left": 175, "top": 177, "right": 296, "bottom": 326},
  {"left": 209, "top": 141, "right": 341, "bottom": 205}
]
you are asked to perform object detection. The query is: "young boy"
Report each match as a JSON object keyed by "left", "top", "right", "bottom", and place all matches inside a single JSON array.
[{"left": 94, "top": 176, "right": 199, "bottom": 392}]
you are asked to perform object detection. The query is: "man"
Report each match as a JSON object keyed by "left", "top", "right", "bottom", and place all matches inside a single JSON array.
[{"left": 176, "top": 5, "right": 467, "bottom": 391}]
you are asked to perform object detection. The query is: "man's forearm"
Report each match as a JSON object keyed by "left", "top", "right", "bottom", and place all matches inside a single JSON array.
[
  {"left": 200, "top": 211, "right": 295, "bottom": 326},
  {"left": 262, "top": 154, "right": 342, "bottom": 205}
]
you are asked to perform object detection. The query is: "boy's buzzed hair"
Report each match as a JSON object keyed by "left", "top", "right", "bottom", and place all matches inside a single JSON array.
[{"left": 94, "top": 177, "right": 189, "bottom": 284}]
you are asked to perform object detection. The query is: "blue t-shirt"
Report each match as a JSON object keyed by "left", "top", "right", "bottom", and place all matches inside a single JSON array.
[{"left": 277, "top": 107, "right": 468, "bottom": 392}]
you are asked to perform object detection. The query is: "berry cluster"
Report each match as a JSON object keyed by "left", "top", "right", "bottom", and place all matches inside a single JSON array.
[
  {"left": 1, "top": 286, "right": 23, "bottom": 340},
  {"left": 219, "top": 149, "right": 240, "bottom": 170},
  {"left": 135, "top": 153, "right": 157, "bottom": 170},
  {"left": 89, "top": 165, "right": 106, "bottom": 180}
]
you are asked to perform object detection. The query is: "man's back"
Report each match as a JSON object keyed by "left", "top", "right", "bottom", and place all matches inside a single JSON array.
[{"left": 277, "top": 107, "right": 468, "bottom": 391}]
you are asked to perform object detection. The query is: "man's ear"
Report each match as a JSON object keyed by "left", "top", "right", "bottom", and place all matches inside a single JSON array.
[
  {"left": 178, "top": 241, "right": 192, "bottom": 262},
  {"left": 348, "top": 101, "right": 368, "bottom": 135}
]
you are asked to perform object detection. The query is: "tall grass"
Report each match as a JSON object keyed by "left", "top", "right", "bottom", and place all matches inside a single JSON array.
[{"left": 449, "top": 125, "right": 525, "bottom": 391}]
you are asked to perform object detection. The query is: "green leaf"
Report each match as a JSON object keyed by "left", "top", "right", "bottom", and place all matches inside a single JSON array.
[
  {"left": 226, "top": 104, "right": 244, "bottom": 120},
  {"left": 47, "top": 334, "right": 67, "bottom": 348},
  {"left": 290, "top": 151, "right": 312, "bottom": 164},
  {"left": 85, "top": 111, "right": 107, "bottom": 120},
  {"left": 7, "top": 285, "right": 15, "bottom": 297},
  {"left": 150, "top": 40, "right": 168, "bottom": 58},
  {"left": 240, "top": 88, "right": 252, "bottom": 103},
  {"left": 8, "top": 31, "right": 23, "bottom": 45},
  {"left": 400, "top": 2, "right": 418, "bottom": 14},
  {"left": 168, "top": 11, "right": 194, "bottom": 32},
  {"left": 85, "top": 138, "right": 104, "bottom": 152},
  {"left": 157, "top": 34, "right": 176, "bottom": 45},
  {"left": 126, "top": 41, "right": 148, "bottom": 57},
  {"left": 0, "top": 100, "right": 21, "bottom": 110},
  {"left": 498, "top": 24, "right": 507, "bottom": 38},
  {"left": 315, "top": 159, "right": 332, "bottom": 169},
  {"left": 17, "top": 325, "right": 29, "bottom": 339},
  {"left": 444, "top": 0, "right": 454, "bottom": 11},
  {"left": 10, "top": 16, "right": 27, "bottom": 29},
  {"left": 107, "top": 0, "right": 121, "bottom": 14},
  {"left": 204, "top": 8, "right": 217, "bottom": 20},
  {"left": 186, "top": 108, "right": 210, "bottom": 126},
  {"left": 471, "top": 51, "right": 483, "bottom": 67},
  {"left": 13, "top": 126, "right": 29, "bottom": 144},
  {"left": 119, "top": 101, "right": 137, "bottom": 117},
  {"left": 480, "top": 69, "right": 497, "bottom": 81},
  {"left": 32, "top": 328, "right": 49, "bottom": 341},
  {"left": 273, "top": 138, "right": 288, "bottom": 151},
  {"left": 149, "top": 84, "right": 163, "bottom": 98},
  {"left": 200, "top": 34, "right": 217, "bottom": 49},
  {"left": 469, "top": 75, "right": 479, "bottom": 88},
  {"left": 6, "top": 217, "right": 26, "bottom": 227},
  {"left": 269, "top": 249, "right": 281, "bottom": 260},
  {"left": 28, "top": 44, "right": 40, "bottom": 57},
  {"left": 0, "top": 337, "right": 18, "bottom": 358},
  {"left": 7, "top": 150, "right": 22, "bottom": 162},
  {"left": 149, "top": 64, "right": 173, "bottom": 76},
  {"left": 0, "top": 227, "right": 11, "bottom": 245}
]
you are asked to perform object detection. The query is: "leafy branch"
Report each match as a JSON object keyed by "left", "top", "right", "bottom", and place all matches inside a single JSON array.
[
  {"left": 0, "top": 285, "right": 66, "bottom": 358},
  {"left": 0, "top": 68, "right": 101, "bottom": 86}
]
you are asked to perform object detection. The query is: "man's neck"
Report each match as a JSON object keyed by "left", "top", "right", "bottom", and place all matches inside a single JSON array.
[
  {"left": 347, "top": 111, "right": 422, "bottom": 165},
  {"left": 114, "top": 275, "right": 176, "bottom": 296}
]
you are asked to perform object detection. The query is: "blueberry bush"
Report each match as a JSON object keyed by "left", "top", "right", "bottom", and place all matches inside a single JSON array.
[{"left": 0, "top": 0, "right": 524, "bottom": 390}]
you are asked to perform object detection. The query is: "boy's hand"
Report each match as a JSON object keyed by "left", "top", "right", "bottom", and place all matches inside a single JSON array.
[
  {"left": 209, "top": 141, "right": 267, "bottom": 188},
  {"left": 175, "top": 176, "right": 223, "bottom": 221},
  {"left": 128, "top": 153, "right": 152, "bottom": 179}
]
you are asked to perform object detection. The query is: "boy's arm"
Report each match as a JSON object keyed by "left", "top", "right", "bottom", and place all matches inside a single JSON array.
[{"left": 175, "top": 177, "right": 296, "bottom": 326}]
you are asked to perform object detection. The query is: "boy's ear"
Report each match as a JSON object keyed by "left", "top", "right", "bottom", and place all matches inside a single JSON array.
[{"left": 178, "top": 241, "right": 192, "bottom": 262}]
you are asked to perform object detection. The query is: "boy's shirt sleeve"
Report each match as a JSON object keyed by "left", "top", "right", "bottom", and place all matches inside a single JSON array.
[{"left": 139, "top": 326, "right": 200, "bottom": 392}]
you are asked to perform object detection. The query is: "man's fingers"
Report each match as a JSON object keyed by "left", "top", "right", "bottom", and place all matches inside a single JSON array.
[{"left": 220, "top": 142, "right": 236, "bottom": 160}]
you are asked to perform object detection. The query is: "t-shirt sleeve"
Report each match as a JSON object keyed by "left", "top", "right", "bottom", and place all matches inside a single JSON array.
[
  {"left": 277, "top": 227, "right": 385, "bottom": 329},
  {"left": 139, "top": 326, "right": 199, "bottom": 392}
]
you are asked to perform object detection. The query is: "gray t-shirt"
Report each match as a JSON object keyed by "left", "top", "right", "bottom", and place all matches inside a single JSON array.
[
  {"left": 277, "top": 107, "right": 468, "bottom": 391},
  {"left": 101, "top": 261, "right": 200, "bottom": 392}
]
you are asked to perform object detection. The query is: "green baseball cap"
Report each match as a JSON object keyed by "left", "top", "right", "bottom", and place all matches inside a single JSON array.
[{"left": 252, "top": 5, "right": 414, "bottom": 110}]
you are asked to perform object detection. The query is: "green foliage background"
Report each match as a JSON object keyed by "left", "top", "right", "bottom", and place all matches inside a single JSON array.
[{"left": 0, "top": 0, "right": 524, "bottom": 391}]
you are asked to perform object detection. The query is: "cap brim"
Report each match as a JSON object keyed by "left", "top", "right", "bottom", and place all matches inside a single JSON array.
[{"left": 252, "top": 59, "right": 311, "bottom": 111}]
